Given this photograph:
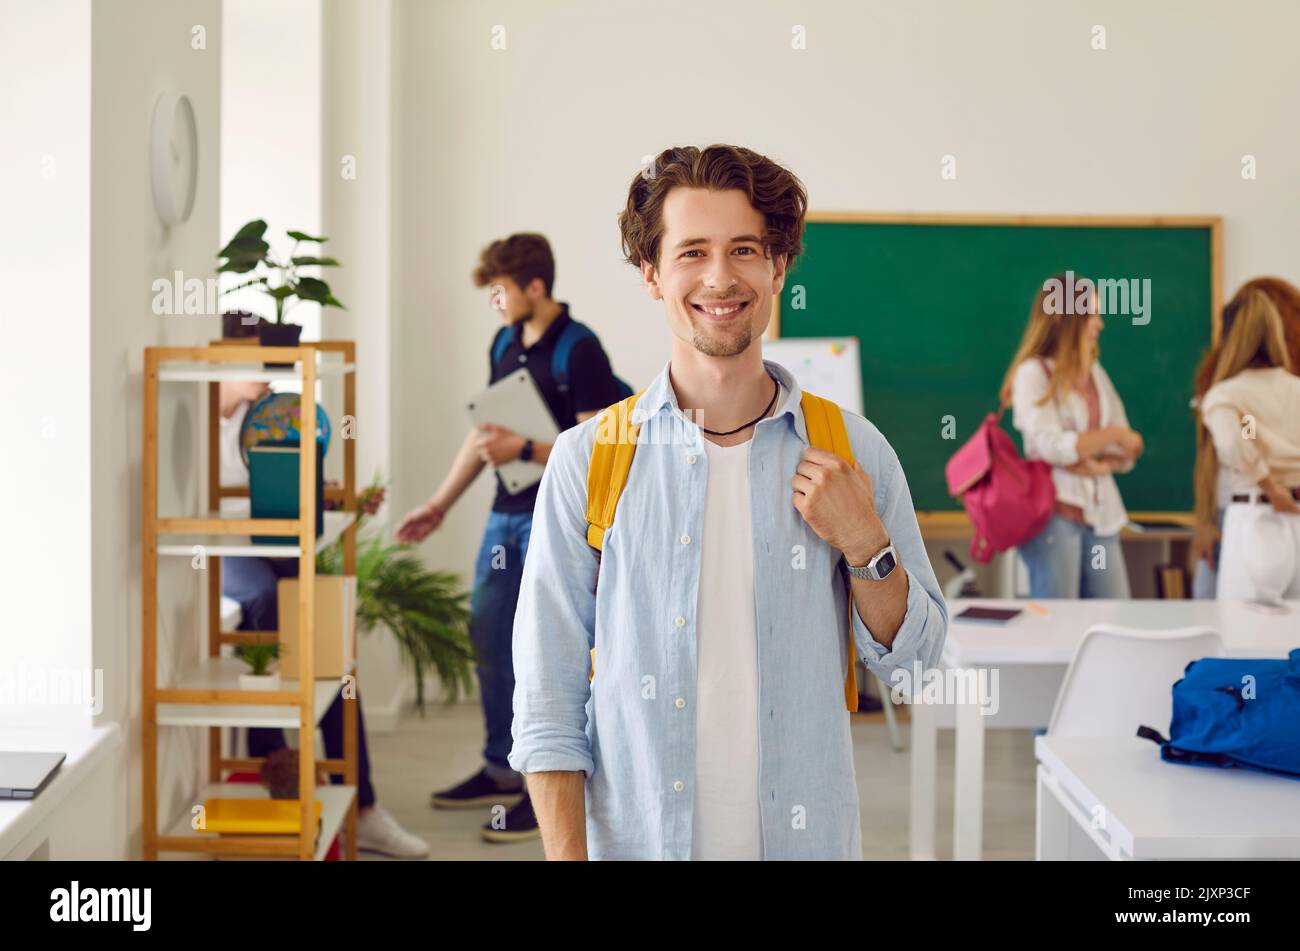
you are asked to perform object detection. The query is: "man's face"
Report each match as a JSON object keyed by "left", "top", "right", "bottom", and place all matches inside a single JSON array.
[
  {"left": 641, "top": 187, "right": 785, "bottom": 358},
  {"left": 487, "top": 275, "right": 539, "bottom": 325}
]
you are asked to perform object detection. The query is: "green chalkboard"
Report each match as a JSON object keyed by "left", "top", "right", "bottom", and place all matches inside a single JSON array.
[{"left": 776, "top": 217, "right": 1217, "bottom": 513}]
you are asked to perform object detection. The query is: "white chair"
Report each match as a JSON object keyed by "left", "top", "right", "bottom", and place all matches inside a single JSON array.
[
  {"left": 1047, "top": 624, "right": 1224, "bottom": 737},
  {"left": 854, "top": 662, "right": 903, "bottom": 751}
]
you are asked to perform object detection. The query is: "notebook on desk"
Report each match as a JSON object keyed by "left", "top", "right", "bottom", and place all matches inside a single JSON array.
[
  {"left": 954, "top": 606, "right": 1023, "bottom": 625},
  {"left": 0, "top": 751, "right": 66, "bottom": 800}
]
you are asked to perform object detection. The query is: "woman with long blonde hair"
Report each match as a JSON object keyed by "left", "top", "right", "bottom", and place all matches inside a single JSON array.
[
  {"left": 1190, "top": 277, "right": 1300, "bottom": 597},
  {"left": 1000, "top": 274, "right": 1144, "bottom": 597},
  {"left": 1197, "top": 288, "right": 1300, "bottom": 602}
]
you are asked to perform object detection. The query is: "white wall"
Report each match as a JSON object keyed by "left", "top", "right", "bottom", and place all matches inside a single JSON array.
[
  {"left": 2, "top": 0, "right": 222, "bottom": 859},
  {"left": 220, "top": 0, "right": 323, "bottom": 341},
  {"left": 321, "top": 0, "right": 406, "bottom": 726},
  {"left": 90, "top": 0, "right": 224, "bottom": 859},
  {"left": 0, "top": 0, "right": 93, "bottom": 729},
  {"left": 389, "top": 0, "right": 1300, "bottom": 598}
]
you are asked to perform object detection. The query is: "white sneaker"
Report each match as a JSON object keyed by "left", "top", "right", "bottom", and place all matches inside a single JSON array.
[{"left": 356, "top": 805, "right": 430, "bottom": 859}]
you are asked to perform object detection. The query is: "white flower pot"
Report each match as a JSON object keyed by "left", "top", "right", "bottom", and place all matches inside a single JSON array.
[{"left": 239, "top": 671, "right": 281, "bottom": 691}]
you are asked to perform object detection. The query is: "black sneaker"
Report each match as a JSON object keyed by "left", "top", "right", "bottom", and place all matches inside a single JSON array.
[
  {"left": 480, "top": 792, "right": 540, "bottom": 843},
  {"left": 430, "top": 768, "right": 524, "bottom": 809}
]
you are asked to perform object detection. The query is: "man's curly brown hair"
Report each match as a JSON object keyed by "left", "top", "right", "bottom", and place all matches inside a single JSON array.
[{"left": 618, "top": 145, "right": 808, "bottom": 272}]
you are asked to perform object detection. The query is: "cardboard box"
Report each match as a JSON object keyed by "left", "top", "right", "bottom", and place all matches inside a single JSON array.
[{"left": 276, "top": 575, "right": 357, "bottom": 679}]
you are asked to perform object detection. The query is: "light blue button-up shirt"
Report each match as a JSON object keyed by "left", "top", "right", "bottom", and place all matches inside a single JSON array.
[{"left": 508, "top": 358, "right": 948, "bottom": 859}]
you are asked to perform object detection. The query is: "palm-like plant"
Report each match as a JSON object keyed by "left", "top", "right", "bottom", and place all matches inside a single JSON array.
[{"left": 317, "top": 477, "right": 475, "bottom": 711}]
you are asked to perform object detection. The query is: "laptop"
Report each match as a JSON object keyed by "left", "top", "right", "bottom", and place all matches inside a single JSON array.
[{"left": 0, "top": 751, "right": 66, "bottom": 800}]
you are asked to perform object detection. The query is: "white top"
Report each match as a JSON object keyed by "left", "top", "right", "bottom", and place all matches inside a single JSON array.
[
  {"left": 220, "top": 400, "right": 250, "bottom": 487},
  {"left": 1010, "top": 358, "right": 1131, "bottom": 535},
  {"left": 219, "top": 401, "right": 249, "bottom": 514},
  {"left": 1200, "top": 367, "right": 1300, "bottom": 493},
  {"left": 690, "top": 399, "right": 774, "bottom": 861}
]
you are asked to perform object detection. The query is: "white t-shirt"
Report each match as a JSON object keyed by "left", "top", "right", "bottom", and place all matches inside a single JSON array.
[
  {"left": 691, "top": 388, "right": 779, "bottom": 861},
  {"left": 219, "top": 401, "right": 250, "bottom": 514}
]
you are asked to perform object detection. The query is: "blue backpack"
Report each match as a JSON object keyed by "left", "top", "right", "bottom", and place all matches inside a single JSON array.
[
  {"left": 1138, "top": 649, "right": 1300, "bottom": 780},
  {"left": 491, "top": 320, "right": 633, "bottom": 412}
]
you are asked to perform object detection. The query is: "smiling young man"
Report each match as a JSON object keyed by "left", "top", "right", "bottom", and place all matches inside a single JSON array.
[{"left": 508, "top": 146, "right": 948, "bottom": 860}]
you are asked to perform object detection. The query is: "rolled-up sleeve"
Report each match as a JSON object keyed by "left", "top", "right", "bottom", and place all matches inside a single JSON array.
[
  {"left": 507, "top": 425, "right": 598, "bottom": 777},
  {"left": 850, "top": 439, "right": 949, "bottom": 680},
  {"left": 1011, "top": 360, "right": 1080, "bottom": 466}
]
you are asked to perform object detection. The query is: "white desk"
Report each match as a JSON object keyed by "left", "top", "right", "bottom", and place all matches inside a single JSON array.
[
  {"left": 909, "top": 599, "right": 1300, "bottom": 861},
  {"left": 1036, "top": 735, "right": 1300, "bottom": 859},
  {"left": 0, "top": 723, "right": 123, "bottom": 859}
]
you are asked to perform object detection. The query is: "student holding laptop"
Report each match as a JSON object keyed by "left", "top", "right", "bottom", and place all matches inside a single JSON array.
[
  {"left": 1197, "top": 288, "right": 1300, "bottom": 601},
  {"left": 395, "top": 233, "right": 621, "bottom": 842},
  {"left": 1001, "top": 276, "right": 1144, "bottom": 598}
]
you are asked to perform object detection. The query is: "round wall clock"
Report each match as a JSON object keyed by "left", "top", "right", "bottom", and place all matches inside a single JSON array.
[{"left": 150, "top": 92, "right": 198, "bottom": 225}]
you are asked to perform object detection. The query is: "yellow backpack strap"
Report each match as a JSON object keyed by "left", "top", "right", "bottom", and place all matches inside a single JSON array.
[
  {"left": 800, "top": 391, "right": 860, "bottom": 713},
  {"left": 585, "top": 391, "right": 645, "bottom": 550},
  {"left": 586, "top": 391, "right": 645, "bottom": 681}
]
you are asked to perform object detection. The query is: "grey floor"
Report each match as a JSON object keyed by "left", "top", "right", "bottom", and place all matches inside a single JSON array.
[{"left": 360, "top": 702, "right": 1039, "bottom": 860}]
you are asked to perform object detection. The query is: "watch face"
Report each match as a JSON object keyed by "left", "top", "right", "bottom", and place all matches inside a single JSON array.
[{"left": 874, "top": 550, "right": 897, "bottom": 578}]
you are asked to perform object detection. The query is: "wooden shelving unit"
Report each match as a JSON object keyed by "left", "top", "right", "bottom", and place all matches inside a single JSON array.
[{"left": 142, "top": 340, "right": 359, "bottom": 860}]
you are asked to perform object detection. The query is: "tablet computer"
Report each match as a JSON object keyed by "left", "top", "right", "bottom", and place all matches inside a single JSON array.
[{"left": 466, "top": 369, "right": 560, "bottom": 495}]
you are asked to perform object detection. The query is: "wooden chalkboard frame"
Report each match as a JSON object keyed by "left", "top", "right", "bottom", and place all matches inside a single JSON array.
[{"left": 770, "top": 212, "right": 1224, "bottom": 533}]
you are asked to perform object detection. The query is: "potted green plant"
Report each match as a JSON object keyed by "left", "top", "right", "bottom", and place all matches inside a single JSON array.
[
  {"left": 236, "top": 640, "right": 281, "bottom": 691},
  {"left": 317, "top": 476, "right": 476, "bottom": 711},
  {"left": 217, "top": 219, "right": 345, "bottom": 362}
]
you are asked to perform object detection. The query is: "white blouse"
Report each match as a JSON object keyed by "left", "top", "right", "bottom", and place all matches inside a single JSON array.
[
  {"left": 1010, "top": 357, "right": 1132, "bottom": 536},
  {"left": 1200, "top": 366, "right": 1300, "bottom": 493}
]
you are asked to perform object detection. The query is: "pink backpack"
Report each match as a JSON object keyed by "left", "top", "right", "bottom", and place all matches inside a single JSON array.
[{"left": 945, "top": 410, "right": 1055, "bottom": 564}]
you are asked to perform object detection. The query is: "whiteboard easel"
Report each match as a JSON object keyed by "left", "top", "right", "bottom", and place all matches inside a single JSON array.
[{"left": 762, "top": 337, "right": 863, "bottom": 415}]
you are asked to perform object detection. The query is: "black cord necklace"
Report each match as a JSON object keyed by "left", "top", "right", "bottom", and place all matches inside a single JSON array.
[{"left": 701, "top": 374, "right": 780, "bottom": 436}]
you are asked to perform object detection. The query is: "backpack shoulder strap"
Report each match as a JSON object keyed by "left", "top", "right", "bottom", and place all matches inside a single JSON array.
[
  {"left": 585, "top": 390, "right": 645, "bottom": 683},
  {"left": 490, "top": 325, "right": 512, "bottom": 369},
  {"left": 800, "top": 390, "right": 855, "bottom": 464},
  {"left": 585, "top": 390, "right": 645, "bottom": 551},
  {"left": 799, "top": 390, "right": 860, "bottom": 713},
  {"left": 552, "top": 320, "right": 596, "bottom": 388}
]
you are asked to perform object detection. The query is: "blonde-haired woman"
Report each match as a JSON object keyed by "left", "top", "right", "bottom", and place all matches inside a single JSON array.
[
  {"left": 1190, "top": 277, "right": 1300, "bottom": 597},
  {"left": 1199, "top": 289, "right": 1300, "bottom": 602},
  {"left": 1001, "top": 275, "right": 1143, "bottom": 598}
]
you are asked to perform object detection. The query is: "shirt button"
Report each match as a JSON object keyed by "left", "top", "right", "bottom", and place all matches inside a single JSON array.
[
  {"left": 686, "top": 453, "right": 697, "bottom": 465},
  {"left": 673, "top": 780, "right": 685, "bottom": 792},
  {"left": 675, "top": 697, "right": 686, "bottom": 709},
  {"left": 518, "top": 354, "right": 527, "bottom": 363},
  {"left": 674, "top": 615, "right": 685, "bottom": 627},
  {"left": 679, "top": 534, "right": 691, "bottom": 545}
]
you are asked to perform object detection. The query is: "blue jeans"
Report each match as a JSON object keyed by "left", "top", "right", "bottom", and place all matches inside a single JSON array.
[
  {"left": 222, "top": 555, "right": 375, "bottom": 809},
  {"left": 470, "top": 509, "right": 533, "bottom": 772},
  {"left": 1191, "top": 508, "right": 1225, "bottom": 599},
  {"left": 1018, "top": 513, "right": 1131, "bottom": 598}
]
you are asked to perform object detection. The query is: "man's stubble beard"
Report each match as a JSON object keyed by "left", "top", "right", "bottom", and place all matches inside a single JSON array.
[{"left": 690, "top": 315, "right": 753, "bottom": 358}]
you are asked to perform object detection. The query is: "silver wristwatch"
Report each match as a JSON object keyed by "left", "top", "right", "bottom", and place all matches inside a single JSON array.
[{"left": 845, "top": 543, "right": 898, "bottom": 581}]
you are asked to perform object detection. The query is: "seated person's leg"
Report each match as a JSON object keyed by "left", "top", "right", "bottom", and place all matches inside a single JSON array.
[
  {"left": 223, "top": 555, "right": 295, "bottom": 755},
  {"left": 321, "top": 691, "right": 375, "bottom": 810}
]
